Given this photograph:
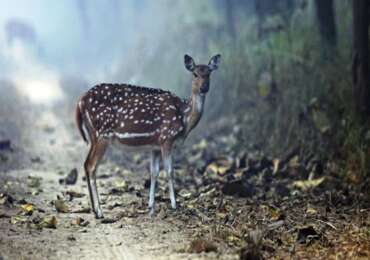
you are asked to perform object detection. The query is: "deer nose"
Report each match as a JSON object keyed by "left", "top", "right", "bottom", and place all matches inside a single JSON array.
[{"left": 200, "top": 83, "right": 209, "bottom": 93}]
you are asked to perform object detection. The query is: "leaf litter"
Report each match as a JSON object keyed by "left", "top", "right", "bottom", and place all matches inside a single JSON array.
[{"left": 0, "top": 126, "right": 369, "bottom": 259}]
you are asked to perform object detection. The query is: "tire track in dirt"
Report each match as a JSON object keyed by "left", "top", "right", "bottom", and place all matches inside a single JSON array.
[{"left": 81, "top": 225, "right": 139, "bottom": 260}]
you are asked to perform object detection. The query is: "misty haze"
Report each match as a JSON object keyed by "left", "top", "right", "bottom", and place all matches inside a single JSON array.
[{"left": 0, "top": 1, "right": 369, "bottom": 259}]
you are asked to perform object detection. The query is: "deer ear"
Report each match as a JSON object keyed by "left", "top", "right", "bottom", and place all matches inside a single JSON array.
[
  {"left": 208, "top": 54, "right": 221, "bottom": 71},
  {"left": 184, "top": 54, "right": 195, "bottom": 71}
]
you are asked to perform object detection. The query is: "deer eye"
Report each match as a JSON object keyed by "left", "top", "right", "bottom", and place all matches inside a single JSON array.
[{"left": 193, "top": 72, "right": 198, "bottom": 78}]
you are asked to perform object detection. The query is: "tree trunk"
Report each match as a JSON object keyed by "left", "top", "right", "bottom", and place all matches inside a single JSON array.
[
  {"left": 352, "top": 0, "right": 370, "bottom": 116},
  {"left": 225, "top": 0, "right": 236, "bottom": 39},
  {"left": 314, "top": 0, "right": 337, "bottom": 59}
]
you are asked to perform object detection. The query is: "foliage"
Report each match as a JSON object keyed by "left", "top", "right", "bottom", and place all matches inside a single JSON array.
[{"left": 111, "top": 1, "right": 367, "bottom": 178}]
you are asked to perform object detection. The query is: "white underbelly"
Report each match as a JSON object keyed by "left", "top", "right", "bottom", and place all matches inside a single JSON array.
[{"left": 107, "top": 130, "right": 185, "bottom": 153}]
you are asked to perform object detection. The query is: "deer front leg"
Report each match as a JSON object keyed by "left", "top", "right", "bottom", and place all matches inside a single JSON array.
[
  {"left": 161, "top": 144, "right": 176, "bottom": 210},
  {"left": 84, "top": 139, "right": 107, "bottom": 219},
  {"left": 149, "top": 150, "right": 160, "bottom": 216}
]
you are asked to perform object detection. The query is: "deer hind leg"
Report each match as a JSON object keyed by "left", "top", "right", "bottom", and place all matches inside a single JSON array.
[
  {"left": 149, "top": 150, "right": 161, "bottom": 216},
  {"left": 84, "top": 145, "right": 95, "bottom": 213},
  {"left": 84, "top": 138, "right": 108, "bottom": 219},
  {"left": 161, "top": 144, "right": 176, "bottom": 210}
]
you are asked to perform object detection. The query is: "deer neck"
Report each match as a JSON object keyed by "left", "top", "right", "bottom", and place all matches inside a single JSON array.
[{"left": 183, "top": 91, "right": 206, "bottom": 138}]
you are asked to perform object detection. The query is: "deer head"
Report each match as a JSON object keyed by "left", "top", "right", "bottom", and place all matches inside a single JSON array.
[
  {"left": 182, "top": 54, "right": 221, "bottom": 137},
  {"left": 184, "top": 54, "right": 221, "bottom": 95}
]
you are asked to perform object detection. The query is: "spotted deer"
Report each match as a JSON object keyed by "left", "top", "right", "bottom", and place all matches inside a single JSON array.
[{"left": 76, "top": 54, "right": 221, "bottom": 218}]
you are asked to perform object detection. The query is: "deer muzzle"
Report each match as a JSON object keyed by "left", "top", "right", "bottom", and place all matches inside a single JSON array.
[{"left": 200, "top": 83, "right": 209, "bottom": 93}]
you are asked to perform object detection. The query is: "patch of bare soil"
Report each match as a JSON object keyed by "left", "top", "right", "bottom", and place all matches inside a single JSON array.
[{"left": 0, "top": 101, "right": 369, "bottom": 260}]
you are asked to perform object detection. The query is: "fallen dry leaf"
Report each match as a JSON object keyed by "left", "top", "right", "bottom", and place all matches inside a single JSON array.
[
  {"left": 178, "top": 189, "right": 193, "bottom": 199},
  {"left": 71, "top": 206, "right": 91, "bottom": 214},
  {"left": 192, "top": 139, "right": 208, "bottom": 151},
  {"left": 75, "top": 217, "right": 89, "bottom": 227},
  {"left": 115, "top": 180, "right": 128, "bottom": 189},
  {"left": 306, "top": 206, "right": 318, "bottom": 215},
  {"left": 31, "top": 189, "right": 43, "bottom": 196},
  {"left": 101, "top": 212, "right": 126, "bottom": 224},
  {"left": 54, "top": 200, "right": 69, "bottom": 213},
  {"left": 269, "top": 207, "right": 282, "bottom": 221},
  {"left": 21, "top": 204, "right": 35, "bottom": 215},
  {"left": 293, "top": 177, "right": 325, "bottom": 191},
  {"left": 272, "top": 158, "right": 280, "bottom": 174},
  {"left": 39, "top": 216, "right": 57, "bottom": 229},
  {"left": 226, "top": 234, "right": 242, "bottom": 246},
  {"left": 206, "top": 163, "right": 229, "bottom": 176},
  {"left": 188, "top": 238, "right": 217, "bottom": 253},
  {"left": 65, "top": 190, "right": 85, "bottom": 198},
  {"left": 288, "top": 155, "right": 300, "bottom": 168},
  {"left": 10, "top": 215, "right": 28, "bottom": 224}
]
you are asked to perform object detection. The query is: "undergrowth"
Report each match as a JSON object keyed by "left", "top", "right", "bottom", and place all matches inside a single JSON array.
[{"left": 212, "top": 1, "right": 369, "bottom": 179}]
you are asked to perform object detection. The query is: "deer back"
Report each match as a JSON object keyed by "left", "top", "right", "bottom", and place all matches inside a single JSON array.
[{"left": 80, "top": 84, "right": 188, "bottom": 146}]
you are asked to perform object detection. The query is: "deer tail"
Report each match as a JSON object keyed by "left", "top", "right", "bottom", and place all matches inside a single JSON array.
[{"left": 76, "top": 99, "right": 88, "bottom": 144}]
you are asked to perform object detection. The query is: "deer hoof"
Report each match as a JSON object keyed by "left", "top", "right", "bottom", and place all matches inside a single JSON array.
[
  {"left": 149, "top": 207, "right": 155, "bottom": 218},
  {"left": 95, "top": 209, "right": 104, "bottom": 219}
]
